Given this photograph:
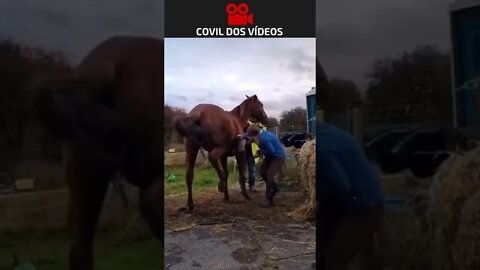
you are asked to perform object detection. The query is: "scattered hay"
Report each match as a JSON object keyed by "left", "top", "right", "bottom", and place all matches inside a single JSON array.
[
  {"left": 290, "top": 139, "right": 316, "bottom": 221},
  {"left": 427, "top": 147, "right": 480, "bottom": 270}
]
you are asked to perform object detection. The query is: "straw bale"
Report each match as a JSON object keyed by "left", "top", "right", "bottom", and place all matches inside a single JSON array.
[
  {"left": 428, "top": 147, "right": 480, "bottom": 270},
  {"left": 290, "top": 139, "right": 316, "bottom": 220}
]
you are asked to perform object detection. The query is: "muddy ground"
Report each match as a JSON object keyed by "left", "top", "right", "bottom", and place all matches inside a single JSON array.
[{"left": 164, "top": 182, "right": 316, "bottom": 270}]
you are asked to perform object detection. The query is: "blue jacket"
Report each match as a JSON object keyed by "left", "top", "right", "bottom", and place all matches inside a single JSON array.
[
  {"left": 258, "top": 131, "right": 286, "bottom": 159},
  {"left": 316, "top": 123, "right": 383, "bottom": 210}
]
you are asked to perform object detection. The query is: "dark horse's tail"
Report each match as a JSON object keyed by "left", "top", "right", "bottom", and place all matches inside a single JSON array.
[
  {"left": 173, "top": 115, "right": 205, "bottom": 146},
  {"left": 33, "top": 77, "right": 130, "bottom": 206},
  {"left": 34, "top": 78, "right": 127, "bottom": 165}
]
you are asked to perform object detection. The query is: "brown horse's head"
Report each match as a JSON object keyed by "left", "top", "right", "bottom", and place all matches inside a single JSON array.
[{"left": 243, "top": 94, "right": 268, "bottom": 125}]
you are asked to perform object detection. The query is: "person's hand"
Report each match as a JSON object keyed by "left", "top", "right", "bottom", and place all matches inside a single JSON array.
[{"left": 253, "top": 150, "right": 264, "bottom": 159}]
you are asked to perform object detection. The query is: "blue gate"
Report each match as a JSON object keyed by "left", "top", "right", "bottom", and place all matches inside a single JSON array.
[
  {"left": 451, "top": 3, "right": 480, "bottom": 127},
  {"left": 306, "top": 87, "right": 316, "bottom": 134}
]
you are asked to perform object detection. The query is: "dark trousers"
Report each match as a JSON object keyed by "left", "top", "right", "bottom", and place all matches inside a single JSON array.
[
  {"left": 317, "top": 202, "right": 384, "bottom": 270},
  {"left": 246, "top": 157, "right": 256, "bottom": 187},
  {"left": 260, "top": 157, "right": 285, "bottom": 201}
]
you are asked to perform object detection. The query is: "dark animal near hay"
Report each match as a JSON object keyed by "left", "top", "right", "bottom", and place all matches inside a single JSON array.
[
  {"left": 174, "top": 95, "right": 268, "bottom": 212},
  {"left": 34, "top": 36, "right": 164, "bottom": 270}
]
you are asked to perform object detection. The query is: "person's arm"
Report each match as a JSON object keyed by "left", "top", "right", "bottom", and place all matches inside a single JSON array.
[
  {"left": 261, "top": 139, "right": 276, "bottom": 157},
  {"left": 317, "top": 149, "right": 352, "bottom": 203}
]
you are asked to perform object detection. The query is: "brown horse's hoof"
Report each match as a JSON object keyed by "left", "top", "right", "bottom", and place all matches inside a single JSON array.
[{"left": 242, "top": 192, "right": 251, "bottom": 200}]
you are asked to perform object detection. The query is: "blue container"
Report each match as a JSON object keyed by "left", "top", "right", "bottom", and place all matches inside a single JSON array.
[{"left": 306, "top": 87, "right": 316, "bottom": 134}]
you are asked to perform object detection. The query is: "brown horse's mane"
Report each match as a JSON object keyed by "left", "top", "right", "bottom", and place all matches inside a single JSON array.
[
  {"left": 230, "top": 102, "right": 250, "bottom": 128},
  {"left": 230, "top": 96, "right": 258, "bottom": 128}
]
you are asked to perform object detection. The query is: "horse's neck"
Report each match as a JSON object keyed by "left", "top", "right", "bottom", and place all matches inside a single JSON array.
[{"left": 231, "top": 105, "right": 250, "bottom": 128}]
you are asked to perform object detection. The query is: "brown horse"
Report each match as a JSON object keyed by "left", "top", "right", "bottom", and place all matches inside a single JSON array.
[
  {"left": 174, "top": 95, "right": 268, "bottom": 212},
  {"left": 33, "top": 36, "right": 164, "bottom": 270}
]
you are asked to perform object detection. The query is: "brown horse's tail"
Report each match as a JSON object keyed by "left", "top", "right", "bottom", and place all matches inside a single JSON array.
[
  {"left": 33, "top": 77, "right": 127, "bottom": 165},
  {"left": 173, "top": 115, "right": 205, "bottom": 146}
]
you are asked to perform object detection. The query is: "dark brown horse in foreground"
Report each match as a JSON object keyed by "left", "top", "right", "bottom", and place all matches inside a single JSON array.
[
  {"left": 174, "top": 95, "right": 268, "bottom": 212},
  {"left": 34, "top": 36, "right": 164, "bottom": 270}
]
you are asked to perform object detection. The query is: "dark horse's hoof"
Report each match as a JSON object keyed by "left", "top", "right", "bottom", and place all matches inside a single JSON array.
[
  {"left": 218, "top": 182, "right": 226, "bottom": 193},
  {"left": 272, "top": 182, "right": 279, "bottom": 193},
  {"left": 261, "top": 200, "right": 274, "bottom": 208},
  {"left": 177, "top": 206, "right": 194, "bottom": 213}
]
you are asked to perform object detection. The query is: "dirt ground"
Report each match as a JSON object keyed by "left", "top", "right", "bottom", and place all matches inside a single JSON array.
[
  {"left": 164, "top": 182, "right": 309, "bottom": 232},
  {"left": 164, "top": 183, "right": 316, "bottom": 270}
]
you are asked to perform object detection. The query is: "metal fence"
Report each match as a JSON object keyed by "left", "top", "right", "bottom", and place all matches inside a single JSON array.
[{"left": 319, "top": 102, "right": 455, "bottom": 143}]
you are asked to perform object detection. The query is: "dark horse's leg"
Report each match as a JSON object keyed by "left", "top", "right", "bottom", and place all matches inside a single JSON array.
[
  {"left": 235, "top": 150, "right": 250, "bottom": 200},
  {"left": 139, "top": 176, "right": 164, "bottom": 244},
  {"left": 209, "top": 147, "right": 229, "bottom": 202},
  {"left": 64, "top": 143, "right": 113, "bottom": 270},
  {"left": 185, "top": 139, "right": 200, "bottom": 212}
]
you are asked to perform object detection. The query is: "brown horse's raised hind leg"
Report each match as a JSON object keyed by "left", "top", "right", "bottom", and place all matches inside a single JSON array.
[
  {"left": 64, "top": 146, "right": 112, "bottom": 270},
  {"left": 235, "top": 151, "right": 250, "bottom": 200},
  {"left": 185, "top": 139, "right": 199, "bottom": 212},
  {"left": 139, "top": 177, "right": 164, "bottom": 246},
  {"left": 208, "top": 148, "right": 229, "bottom": 202}
]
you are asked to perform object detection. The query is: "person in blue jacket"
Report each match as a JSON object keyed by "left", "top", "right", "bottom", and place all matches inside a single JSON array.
[
  {"left": 316, "top": 122, "right": 384, "bottom": 270},
  {"left": 246, "top": 124, "right": 285, "bottom": 207}
]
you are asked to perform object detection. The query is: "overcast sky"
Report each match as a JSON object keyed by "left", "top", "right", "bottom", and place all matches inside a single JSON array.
[
  {"left": 165, "top": 38, "right": 315, "bottom": 119},
  {"left": 0, "top": 0, "right": 451, "bottom": 93},
  {"left": 317, "top": 0, "right": 451, "bottom": 89}
]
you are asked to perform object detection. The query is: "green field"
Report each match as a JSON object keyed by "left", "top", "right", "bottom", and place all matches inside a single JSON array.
[
  {"left": 0, "top": 232, "right": 163, "bottom": 270},
  {"left": 164, "top": 165, "right": 239, "bottom": 195}
]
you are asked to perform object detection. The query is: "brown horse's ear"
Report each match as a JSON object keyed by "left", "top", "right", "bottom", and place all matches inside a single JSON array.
[
  {"left": 252, "top": 94, "right": 258, "bottom": 100},
  {"left": 245, "top": 95, "right": 250, "bottom": 99}
]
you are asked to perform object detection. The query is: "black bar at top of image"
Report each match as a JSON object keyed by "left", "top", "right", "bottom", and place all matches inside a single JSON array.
[{"left": 165, "top": 0, "right": 315, "bottom": 38}]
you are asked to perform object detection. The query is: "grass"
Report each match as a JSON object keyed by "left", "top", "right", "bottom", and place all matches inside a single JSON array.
[
  {"left": 164, "top": 165, "right": 239, "bottom": 195},
  {"left": 0, "top": 232, "right": 163, "bottom": 270}
]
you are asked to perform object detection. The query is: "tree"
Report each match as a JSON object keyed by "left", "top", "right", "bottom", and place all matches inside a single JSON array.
[
  {"left": 365, "top": 45, "right": 453, "bottom": 123},
  {"left": 316, "top": 59, "right": 362, "bottom": 109},
  {"left": 326, "top": 78, "right": 362, "bottom": 108},
  {"left": 164, "top": 105, "right": 187, "bottom": 147},
  {"left": 0, "top": 39, "right": 72, "bottom": 170},
  {"left": 267, "top": 117, "right": 279, "bottom": 128},
  {"left": 279, "top": 107, "right": 307, "bottom": 132}
]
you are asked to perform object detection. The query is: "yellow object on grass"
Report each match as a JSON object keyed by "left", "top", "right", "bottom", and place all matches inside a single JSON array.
[{"left": 15, "top": 178, "right": 35, "bottom": 190}]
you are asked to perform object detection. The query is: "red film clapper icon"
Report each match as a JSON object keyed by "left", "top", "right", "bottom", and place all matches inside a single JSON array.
[{"left": 226, "top": 3, "right": 254, "bottom": 26}]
